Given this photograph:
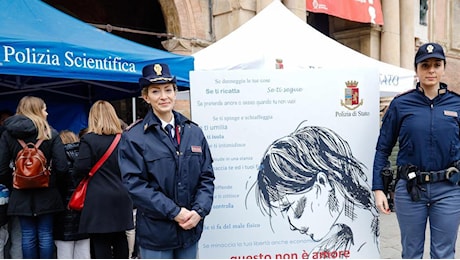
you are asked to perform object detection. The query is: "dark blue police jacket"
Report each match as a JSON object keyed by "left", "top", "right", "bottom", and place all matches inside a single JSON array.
[
  {"left": 118, "top": 109, "right": 215, "bottom": 250},
  {"left": 373, "top": 83, "right": 460, "bottom": 190}
]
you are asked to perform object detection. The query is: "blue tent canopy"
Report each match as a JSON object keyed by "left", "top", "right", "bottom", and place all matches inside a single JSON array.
[{"left": 0, "top": 0, "right": 194, "bottom": 132}]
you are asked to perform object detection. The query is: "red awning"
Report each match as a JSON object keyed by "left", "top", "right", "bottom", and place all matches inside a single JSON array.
[{"left": 306, "top": 0, "right": 383, "bottom": 25}]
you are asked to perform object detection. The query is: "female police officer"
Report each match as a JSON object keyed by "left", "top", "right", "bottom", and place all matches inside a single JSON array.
[
  {"left": 118, "top": 63, "right": 215, "bottom": 259},
  {"left": 373, "top": 43, "right": 460, "bottom": 258}
]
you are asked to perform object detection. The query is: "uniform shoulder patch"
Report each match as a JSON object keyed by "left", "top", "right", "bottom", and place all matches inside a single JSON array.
[{"left": 125, "top": 119, "right": 143, "bottom": 131}]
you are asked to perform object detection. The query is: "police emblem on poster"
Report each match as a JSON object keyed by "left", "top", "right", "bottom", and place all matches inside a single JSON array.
[{"left": 341, "top": 80, "right": 363, "bottom": 110}]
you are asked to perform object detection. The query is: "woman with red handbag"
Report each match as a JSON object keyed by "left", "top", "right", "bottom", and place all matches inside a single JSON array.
[{"left": 73, "top": 100, "right": 133, "bottom": 259}]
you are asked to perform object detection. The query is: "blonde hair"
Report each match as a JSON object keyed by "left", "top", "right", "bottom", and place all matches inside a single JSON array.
[
  {"left": 16, "top": 96, "right": 51, "bottom": 140},
  {"left": 141, "top": 83, "right": 178, "bottom": 97},
  {"left": 59, "top": 130, "right": 79, "bottom": 144},
  {"left": 87, "top": 100, "right": 122, "bottom": 135}
]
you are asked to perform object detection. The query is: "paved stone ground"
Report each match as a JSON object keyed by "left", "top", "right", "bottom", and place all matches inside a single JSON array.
[{"left": 379, "top": 212, "right": 460, "bottom": 259}]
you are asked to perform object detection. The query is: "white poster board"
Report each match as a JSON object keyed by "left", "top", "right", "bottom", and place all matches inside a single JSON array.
[{"left": 190, "top": 68, "right": 380, "bottom": 259}]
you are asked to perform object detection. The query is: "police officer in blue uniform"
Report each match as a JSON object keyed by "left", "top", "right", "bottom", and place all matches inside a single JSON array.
[
  {"left": 118, "top": 63, "right": 215, "bottom": 259},
  {"left": 373, "top": 43, "right": 460, "bottom": 258}
]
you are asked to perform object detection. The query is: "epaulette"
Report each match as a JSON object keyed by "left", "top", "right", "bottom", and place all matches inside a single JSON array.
[
  {"left": 393, "top": 88, "right": 416, "bottom": 99},
  {"left": 125, "top": 118, "right": 143, "bottom": 131},
  {"left": 188, "top": 119, "right": 199, "bottom": 127},
  {"left": 450, "top": 89, "right": 460, "bottom": 97}
]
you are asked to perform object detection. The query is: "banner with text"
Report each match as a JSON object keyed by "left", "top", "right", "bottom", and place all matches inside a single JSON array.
[
  {"left": 306, "top": 0, "right": 383, "bottom": 25},
  {"left": 190, "top": 68, "right": 380, "bottom": 259}
]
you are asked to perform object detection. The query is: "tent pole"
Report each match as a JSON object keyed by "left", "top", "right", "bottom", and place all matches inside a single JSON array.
[{"left": 132, "top": 97, "right": 136, "bottom": 124}]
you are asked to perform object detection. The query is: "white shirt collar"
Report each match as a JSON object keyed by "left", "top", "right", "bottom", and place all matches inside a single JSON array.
[{"left": 161, "top": 118, "right": 175, "bottom": 130}]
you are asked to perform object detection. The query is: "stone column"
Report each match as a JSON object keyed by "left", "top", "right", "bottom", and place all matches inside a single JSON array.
[
  {"left": 399, "top": 1, "right": 415, "bottom": 70},
  {"left": 256, "top": 0, "right": 273, "bottom": 12},
  {"left": 282, "top": 0, "right": 306, "bottom": 22},
  {"left": 380, "top": 0, "right": 401, "bottom": 66},
  {"left": 213, "top": 0, "right": 256, "bottom": 40}
]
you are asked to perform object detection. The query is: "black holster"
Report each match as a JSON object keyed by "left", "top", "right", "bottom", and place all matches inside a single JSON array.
[
  {"left": 381, "top": 167, "right": 394, "bottom": 196},
  {"left": 398, "top": 164, "right": 423, "bottom": 202}
]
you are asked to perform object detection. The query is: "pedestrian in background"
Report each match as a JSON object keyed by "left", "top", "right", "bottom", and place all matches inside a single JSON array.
[
  {"left": 119, "top": 118, "right": 138, "bottom": 259},
  {"left": 54, "top": 130, "right": 90, "bottom": 259},
  {"left": 0, "top": 96, "right": 69, "bottom": 258},
  {"left": 73, "top": 100, "right": 133, "bottom": 259},
  {"left": 373, "top": 42, "right": 460, "bottom": 258},
  {"left": 0, "top": 183, "right": 9, "bottom": 259},
  {"left": 4, "top": 216, "right": 21, "bottom": 259},
  {"left": 0, "top": 109, "right": 13, "bottom": 258},
  {"left": 118, "top": 63, "right": 215, "bottom": 259},
  {"left": 0, "top": 110, "right": 13, "bottom": 137}
]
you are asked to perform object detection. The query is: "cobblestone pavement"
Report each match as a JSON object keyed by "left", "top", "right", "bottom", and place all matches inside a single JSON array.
[{"left": 379, "top": 212, "right": 460, "bottom": 259}]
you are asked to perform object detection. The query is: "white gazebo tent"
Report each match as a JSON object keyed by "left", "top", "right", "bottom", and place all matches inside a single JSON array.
[{"left": 193, "top": 1, "right": 415, "bottom": 97}]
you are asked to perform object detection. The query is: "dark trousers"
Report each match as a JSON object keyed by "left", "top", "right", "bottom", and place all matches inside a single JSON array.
[
  {"left": 395, "top": 179, "right": 460, "bottom": 258},
  {"left": 90, "top": 232, "right": 128, "bottom": 259}
]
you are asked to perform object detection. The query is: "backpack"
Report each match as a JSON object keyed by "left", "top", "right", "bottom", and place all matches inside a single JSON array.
[{"left": 13, "top": 139, "right": 50, "bottom": 189}]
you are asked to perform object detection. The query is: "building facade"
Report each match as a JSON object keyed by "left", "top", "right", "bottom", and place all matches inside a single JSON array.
[
  {"left": 45, "top": 0, "right": 460, "bottom": 121},
  {"left": 154, "top": 0, "right": 459, "bottom": 92}
]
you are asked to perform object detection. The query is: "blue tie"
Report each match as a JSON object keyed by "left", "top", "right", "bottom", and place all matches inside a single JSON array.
[{"left": 165, "top": 124, "right": 176, "bottom": 146}]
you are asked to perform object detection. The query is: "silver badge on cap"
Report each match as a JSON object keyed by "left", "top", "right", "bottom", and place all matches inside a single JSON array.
[{"left": 426, "top": 44, "right": 434, "bottom": 53}]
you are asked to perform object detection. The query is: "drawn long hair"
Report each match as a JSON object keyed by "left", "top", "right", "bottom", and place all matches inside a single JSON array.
[{"left": 249, "top": 123, "right": 378, "bottom": 236}]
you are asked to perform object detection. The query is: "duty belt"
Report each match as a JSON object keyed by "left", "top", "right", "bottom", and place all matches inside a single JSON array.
[{"left": 398, "top": 165, "right": 460, "bottom": 185}]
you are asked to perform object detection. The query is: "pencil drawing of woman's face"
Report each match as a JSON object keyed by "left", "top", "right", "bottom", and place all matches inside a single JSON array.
[
  {"left": 251, "top": 124, "right": 378, "bottom": 256},
  {"left": 279, "top": 173, "right": 340, "bottom": 241}
]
